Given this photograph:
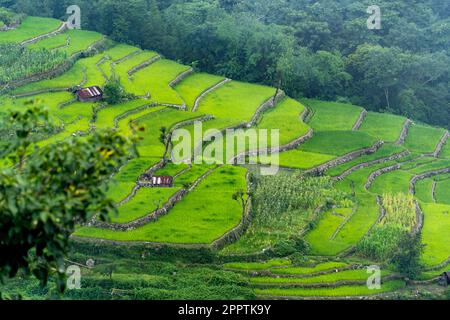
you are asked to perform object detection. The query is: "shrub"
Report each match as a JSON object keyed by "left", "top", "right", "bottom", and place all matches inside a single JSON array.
[
  {"left": 381, "top": 193, "right": 416, "bottom": 231},
  {"left": 103, "top": 76, "right": 131, "bottom": 104},
  {"left": 357, "top": 224, "right": 406, "bottom": 262}
]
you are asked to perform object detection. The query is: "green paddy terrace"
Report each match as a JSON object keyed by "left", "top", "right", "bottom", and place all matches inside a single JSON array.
[
  {"left": 358, "top": 112, "right": 406, "bottom": 142},
  {"left": 174, "top": 73, "right": 225, "bottom": 110},
  {"left": 404, "top": 124, "right": 446, "bottom": 154},
  {"left": 29, "top": 29, "right": 103, "bottom": 57},
  {"left": 258, "top": 130, "right": 378, "bottom": 170},
  {"left": 0, "top": 16, "right": 61, "bottom": 44},
  {"left": 75, "top": 166, "right": 247, "bottom": 244},
  {"left": 301, "top": 99, "right": 363, "bottom": 131}
]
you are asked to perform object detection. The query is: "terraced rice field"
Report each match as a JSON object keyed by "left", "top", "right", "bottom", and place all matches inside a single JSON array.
[
  {"left": 29, "top": 29, "right": 103, "bottom": 56},
  {"left": 404, "top": 124, "right": 445, "bottom": 154},
  {"left": 358, "top": 112, "right": 406, "bottom": 142},
  {"left": 0, "top": 16, "right": 62, "bottom": 44},
  {"left": 75, "top": 166, "right": 247, "bottom": 244},
  {"left": 301, "top": 99, "right": 363, "bottom": 131},
  {"left": 174, "top": 73, "right": 225, "bottom": 110},
  {"left": 2, "top": 15, "right": 450, "bottom": 299},
  {"left": 421, "top": 203, "right": 450, "bottom": 266}
]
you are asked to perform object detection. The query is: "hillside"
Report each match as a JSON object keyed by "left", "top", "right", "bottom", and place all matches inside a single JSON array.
[{"left": 1, "top": 16, "right": 450, "bottom": 300}]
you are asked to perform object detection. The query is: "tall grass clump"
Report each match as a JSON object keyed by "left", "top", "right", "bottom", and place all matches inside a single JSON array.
[
  {"left": 380, "top": 193, "right": 416, "bottom": 231},
  {"left": 223, "top": 173, "right": 349, "bottom": 255},
  {"left": 0, "top": 44, "right": 67, "bottom": 84},
  {"left": 357, "top": 192, "right": 423, "bottom": 278}
]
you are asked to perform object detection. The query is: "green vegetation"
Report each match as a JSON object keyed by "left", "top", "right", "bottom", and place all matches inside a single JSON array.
[
  {"left": 421, "top": 203, "right": 450, "bottom": 266},
  {"left": 0, "top": 7, "right": 24, "bottom": 28},
  {"left": 380, "top": 193, "right": 416, "bottom": 231},
  {"left": 110, "top": 187, "right": 180, "bottom": 223},
  {"left": 224, "top": 259, "right": 292, "bottom": 271},
  {"left": 404, "top": 124, "right": 445, "bottom": 154},
  {"left": 299, "top": 131, "right": 378, "bottom": 156},
  {"left": 29, "top": 29, "right": 103, "bottom": 56},
  {"left": 256, "top": 98, "right": 309, "bottom": 145},
  {"left": 0, "top": 106, "right": 133, "bottom": 291},
  {"left": 303, "top": 99, "right": 363, "bottom": 131},
  {"left": 75, "top": 166, "right": 247, "bottom": 244},
  {"left": 0, "top": 16, "right": 61, "bottom": 44},
  {"left": 0, "top": 44, "right": 66, "bottom": 84},
  {"left": 306, "top": 193, "right": 379, "bottom": 256},
  {"left": 123, "top": 59, "right": 189, "bottom": 104},
  {"left": 255, "top": 280, "right": 406, "bottom": 297},
  {"left": 1, "top": 10, "right": 449, "bottom": 300},
  {"left": 174, "top": 73, "right": 225, "bottom": 110},
  {"left": 359, "top": 112, "right": 406, "bottom": 142},
  {"left": 435, "top": 179, "right": 450, "bottom": 205},
  {"left": 250, "top": 269, "right": 392, "bottom": 285},
  {"left": 326, "top": 144, "right": 406, "bottom": 177},
  {"left": 223, "top": 174, "right": 347, "bottom": 255}
]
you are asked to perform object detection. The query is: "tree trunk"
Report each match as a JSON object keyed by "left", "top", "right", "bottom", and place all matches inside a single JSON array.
[{"left": 384, "top": 88, "right": 390, "bottom": 109}]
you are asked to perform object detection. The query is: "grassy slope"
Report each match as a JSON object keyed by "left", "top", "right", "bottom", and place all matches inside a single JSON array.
[
  {"left": 435, "top": 179, "right": 450, "bottom": 205},
  {"left": 404, "top": 124, "right": 445, "bottom": 154},
  {"left": 75, "top": 166, "right": 247, "bottom": 243},
  {"left": 421, "top": 203, "right": 450, "bottom": 266},
  {"left": 174, "top": 73, "right": 225, "bottom": 110},
  {"left": 0, "top": 16, "right": 61, "bottom": 44},
  {"left": 359, "top": 112, "right": 406, "bottom": 142},
  {"left": 301, "top": 99, "right": 363, "bottom": 131},
  {"left": 29, "top": 29, "right": 103, "bottom": 56},
  {"left": 255, "top": 280, "right": 405, "bottom": 297}
]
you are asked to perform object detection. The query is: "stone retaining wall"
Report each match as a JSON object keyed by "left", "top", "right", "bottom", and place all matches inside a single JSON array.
[
  {"left": 247, "top": 90, "right": 285, "bottom": 128},
  {"left": 117, "top": 184, "right": 141, "bottom": 206},
  {"left": 113, "top": 50, "right": 142, "bottom": 65},
  {"left": 230, "top": 129, "right": 314, "bottom": 164},
  {"left": 352, "top": 109, "right": 367, "bottom": 131},
  {"left": 413, "top": 201, "right": 424, "bottom": 234},
  {"left": 432, "top": 181, "right": 437, "bottom": 202},
  {"left": 300, "top": 106, "right": 310, "bottom": 121},
  {"left": 409, "top": 167, "right": 450, "bottom": 194},
  {"left": 333, "top": 150, "right": 410, "bottom": 182},
  {"left": 113, "top": 103, "right": 159, "bottom": 128},
  {"left": 127, "top": 55, "right": 161, "bottom": 76},
  {"left": 169, "top": 68, "right": 194, "bottom": 87},
  {"left": 432, "top": 130, "right": 449, "bottom": 157},
  {"left": 365, "top": 163, "right": 402, "bottom": 190},
  {"left": 303, "top": 141, "right": 384, "bottom": 176},
  {"left": 396, "top": 119, "right": 412, "bottom": 145}
]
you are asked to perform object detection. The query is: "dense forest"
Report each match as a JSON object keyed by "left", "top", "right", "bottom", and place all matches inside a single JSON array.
[{"left": 1, "top": 0, "right": 449, "bottom": 128}]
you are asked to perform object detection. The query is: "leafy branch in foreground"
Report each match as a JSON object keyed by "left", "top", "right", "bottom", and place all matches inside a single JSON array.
[{"left": 0, "top": 107, "right": 136, "bottom": 292}]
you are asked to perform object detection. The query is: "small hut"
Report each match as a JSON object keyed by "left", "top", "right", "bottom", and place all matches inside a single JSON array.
[
  {"left": 76, "top": 86, "right": 103, "bottom": 102},
  {"left": 151, "top": 176, "right": 173, "bottom": 187},
  {"left": 140, "top": 174, "right": 174, "bottom": 187}
]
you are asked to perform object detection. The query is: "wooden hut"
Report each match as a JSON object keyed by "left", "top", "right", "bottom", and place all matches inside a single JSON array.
[
  {"left": 76, "top": 86, "right": 103, "bottom": 102},
  {"left": 140, "top": 174, "right": 174, "bottom": 187}
]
